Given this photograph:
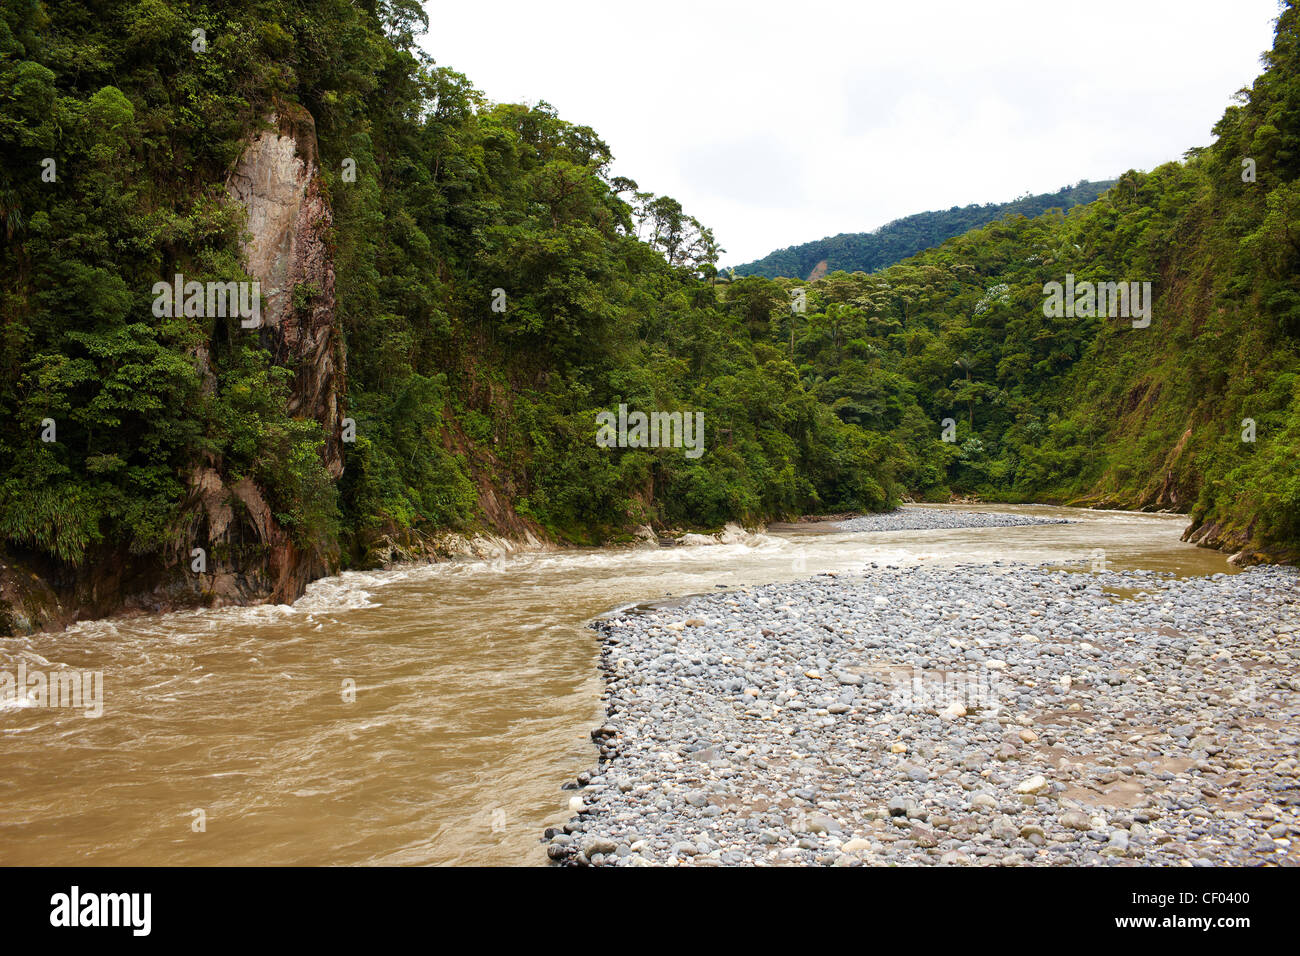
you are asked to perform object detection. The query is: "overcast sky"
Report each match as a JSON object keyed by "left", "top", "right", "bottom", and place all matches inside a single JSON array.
[{"left": 419, "top": 0, "right": 1283, "bottom": 265}]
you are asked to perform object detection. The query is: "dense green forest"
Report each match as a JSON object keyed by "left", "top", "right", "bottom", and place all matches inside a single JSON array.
[
  {"left": 0, "top": 0, "right": 895, "bottom": 626},
  {"left": 732, "top": 181, "right": 1116, "bottom": 280},
  {"left": 0, "top": 0, "right": 1297, "bottom": 631},
  {"left": 720, "top": 0, "right": 1300, "bottom": 558}
]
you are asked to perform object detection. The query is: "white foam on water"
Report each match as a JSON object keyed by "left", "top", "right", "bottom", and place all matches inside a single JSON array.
[{"left": 0, "top": 694, "right": 38, "bottom": 713}]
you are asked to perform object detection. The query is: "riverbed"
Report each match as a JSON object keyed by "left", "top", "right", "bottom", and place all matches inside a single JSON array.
[
  {"left": 0, "top": 505, "right": 1262, "bottom": 865},
  {"left": 555, "top": 560, "right": 1298, "bottom": 865}
]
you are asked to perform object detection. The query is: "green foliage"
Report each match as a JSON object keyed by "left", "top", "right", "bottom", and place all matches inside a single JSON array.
[
  {"left": 1, "top": 0, "right": 1297, "bottom": 580},
  {"left": 734, "top": 181, "right": 1117, "bottom": 279},
  {"left": 722, "top": 0, "right": 1300, "bottom": 554}
]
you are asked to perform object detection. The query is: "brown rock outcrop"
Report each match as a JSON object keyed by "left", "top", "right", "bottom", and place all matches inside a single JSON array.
[
  {"left": 0, "top": 105, "right": 347, "bottom": 635},
  {"left": 227, "top": 105, "right": 346, "bottom": 479}
]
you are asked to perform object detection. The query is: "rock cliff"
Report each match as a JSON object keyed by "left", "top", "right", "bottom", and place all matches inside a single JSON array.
[{"left": 1, "top": 105, "right": 346, "bottom": 633}]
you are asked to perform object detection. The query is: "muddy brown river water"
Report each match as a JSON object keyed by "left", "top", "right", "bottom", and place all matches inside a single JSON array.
[{"left": 0, "top": 505, "right": 1236, "bottom": 865}]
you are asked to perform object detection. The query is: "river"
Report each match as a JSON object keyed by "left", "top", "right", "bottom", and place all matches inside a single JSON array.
[{"left": 0, "top": 505, "right": 1234, "bottom": 866}]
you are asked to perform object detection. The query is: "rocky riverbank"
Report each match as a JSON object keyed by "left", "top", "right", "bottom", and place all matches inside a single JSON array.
[
  {"left": 833, "top": 508, "right": 1073, "bottom": 533},
  {"left": 546, "top": 562, "right": 1300, "bottom": 866}
]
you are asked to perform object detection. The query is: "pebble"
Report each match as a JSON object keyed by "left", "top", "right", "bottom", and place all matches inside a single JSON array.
[
  {"left": 544, "top": 560, "right": 1300, "bottom": 866},
  {"left": 835, "top": 509, "right": 1072, "bottom": 534}
]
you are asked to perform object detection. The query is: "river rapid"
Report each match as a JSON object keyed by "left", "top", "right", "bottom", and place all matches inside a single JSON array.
[{"left": 0, "top": 505, "right": 1238, "bottom": 865}]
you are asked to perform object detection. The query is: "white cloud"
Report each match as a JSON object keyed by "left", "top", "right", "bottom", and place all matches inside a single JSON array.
[{"left": 420, "top": 0, "right": 1282, "bottom": 264}]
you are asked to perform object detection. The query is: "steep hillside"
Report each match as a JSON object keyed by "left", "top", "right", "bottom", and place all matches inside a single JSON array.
[
  {"left": 1, "top": 0, "right": 1296, "bottom": 636},
  {"left": 0, "top": 0, "right": 893, "bottom": 633},
  {"left": 733, "top": 180, "right": 1116, "bottom": 279},
  {"left": 722, "top": 1, "right": 1300, "bottom": 562}
]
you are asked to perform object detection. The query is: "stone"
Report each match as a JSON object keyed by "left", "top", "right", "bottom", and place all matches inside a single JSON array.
[{"left": 1015, "top": 775, "right": 1049, "bottom": 795}]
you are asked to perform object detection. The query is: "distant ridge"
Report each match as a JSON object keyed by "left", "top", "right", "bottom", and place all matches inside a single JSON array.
[{"left": 732, "top": 180, "right": 1116, "bottom": 279}]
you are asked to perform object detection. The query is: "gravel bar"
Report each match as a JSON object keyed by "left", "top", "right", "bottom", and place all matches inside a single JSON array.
[
  {"left": 546, "top": 562, "right": 1300, "bottom": 866},
  {"left": 834, "top": 508, "right": 1073, "bottom": 533}
]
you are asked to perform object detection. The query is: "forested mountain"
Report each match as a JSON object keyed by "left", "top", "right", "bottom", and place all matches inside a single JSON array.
[
  {"left": 1, "top": 0, "right": 1297, "bottom": 635},
  {"left": 720, "top": 0, "right": 1300, "bottom": 560},
  {"left": 733, "top": 180, "right": 1116, "bottom": 279},
  {"left": 0, "top": 0, "right": 888, "bottom": 631}
]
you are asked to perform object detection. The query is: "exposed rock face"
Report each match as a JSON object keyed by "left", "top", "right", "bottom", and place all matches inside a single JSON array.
[
  {"left": 1180, "top": 516, "right": 1287, "bottom": 567},
  {"left": 180, "top": 104, "right": 345, "bottom": 603},
  {"left": 0, "top": 551, "right": 65, "bottom": 635},
  {"left": 0, "top": 106, "right": 347, "bottom": 636},
  {"left": 227, "top": 106, "right": 345, "bottom": 479},
  {"left": 1147, "top": 426, "right": 1194, "bottom": 509}
]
